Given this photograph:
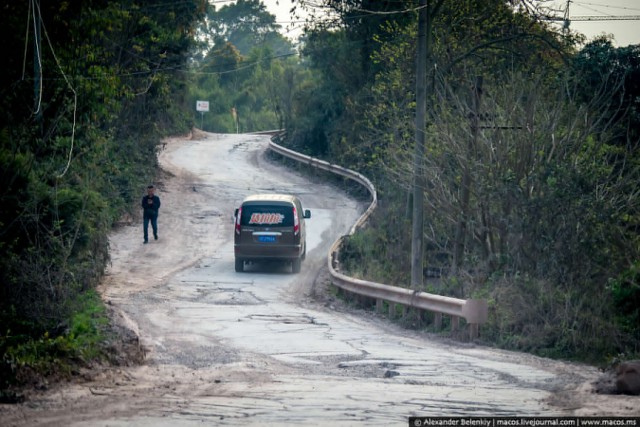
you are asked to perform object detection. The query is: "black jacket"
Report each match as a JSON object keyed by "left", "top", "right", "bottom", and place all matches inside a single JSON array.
[{"left": 142, "top": 195, "right": 161, "bottom": 217}]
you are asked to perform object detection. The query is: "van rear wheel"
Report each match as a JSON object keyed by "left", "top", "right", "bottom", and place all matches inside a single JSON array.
[
  {"left": 292, "top": 258, "right": 301, "bottom": 273},
  {"left": 235, "top": 258, "right": 244, "bottom": 272}
]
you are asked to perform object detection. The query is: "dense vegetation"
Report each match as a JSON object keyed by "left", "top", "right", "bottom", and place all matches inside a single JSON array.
[
  {"left": 0, "top": 0, "right": 206, "bottom": 391},
  {"left": 1, "top": 0, "right": 638, "bottom": 394},
  {"left": 188, "top": 0, "right": 299, "bottom": 133},
  {"left": 289, "top": 0, "right": 640, "bottom": 362}
]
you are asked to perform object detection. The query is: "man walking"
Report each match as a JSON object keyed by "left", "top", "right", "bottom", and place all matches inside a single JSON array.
[{"left": 142, "top": 184, "right": 161, "bottom": 244}]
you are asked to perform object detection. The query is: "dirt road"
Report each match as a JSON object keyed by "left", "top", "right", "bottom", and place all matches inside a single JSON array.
[{"left": 1, "top": 132, "right": 637, "bottom": 426}]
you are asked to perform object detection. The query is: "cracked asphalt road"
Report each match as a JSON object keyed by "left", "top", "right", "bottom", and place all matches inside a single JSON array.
[{"left": 1, "top": 131, "right": 637, "bottom": 427}]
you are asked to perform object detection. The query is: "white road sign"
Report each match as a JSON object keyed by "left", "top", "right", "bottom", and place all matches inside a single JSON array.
[{"left": 196, "top": 100, "right": 209, "bottom": 112}]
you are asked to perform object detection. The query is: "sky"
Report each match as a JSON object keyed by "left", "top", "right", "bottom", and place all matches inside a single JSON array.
[
  {"left": 216, "top": 0, "right": 640, "bottom": 47},
  {"left": 550, "top": 0, "right": 640, "bottom": 46}
]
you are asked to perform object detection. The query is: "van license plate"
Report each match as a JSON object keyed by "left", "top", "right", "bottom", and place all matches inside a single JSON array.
[{"left": 257, "top": 235, "right": 276, "bottom": 243}]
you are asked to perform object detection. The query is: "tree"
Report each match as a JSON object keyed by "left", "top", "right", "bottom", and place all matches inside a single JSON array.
[
  {"left": 289, "top": 0, "right": 640, "bottom": 357},
  {"left": 359, "top": 10, "right": 639, "bottom": 356},
  {"left": 205, "top": 0, "right": 293, "bottom": 56},
  {"left": 572, "top": 39, "right": 640, "bottom": 149},
  {"left": 1, "top": 0, "right": 205, "bottom": 385}
]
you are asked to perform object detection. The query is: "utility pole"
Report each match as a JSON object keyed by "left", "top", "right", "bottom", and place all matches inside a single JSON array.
[
  {"left": 411, "top": 0, "right": 445, "bottom": 290},
  {"left": 411, "top": 0, "right": 428, "bottom": 290},
  {"left": 562, "top": 0, "right": 571, "bottom": 34}
]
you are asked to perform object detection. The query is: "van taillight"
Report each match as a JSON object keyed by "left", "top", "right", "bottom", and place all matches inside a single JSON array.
[
  {"left": 293, "top": 206, "right": 299, "bottom": 235},
  {"left": 235, "top": 207, "right": 242, "bottom": 235}
]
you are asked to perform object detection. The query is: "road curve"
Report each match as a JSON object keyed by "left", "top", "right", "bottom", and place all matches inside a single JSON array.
[{"left": 0, "top": 132, "right": 634, "bottom": 427}]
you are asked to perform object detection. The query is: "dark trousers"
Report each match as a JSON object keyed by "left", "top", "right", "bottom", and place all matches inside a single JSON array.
[{"left": 143, "top": 214, "right": 158, "bottom": 241}]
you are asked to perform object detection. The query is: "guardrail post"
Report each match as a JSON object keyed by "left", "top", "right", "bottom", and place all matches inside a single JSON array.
[
  {"left": 376, "top": 299, "right": 384, "bottom": 314},
  {"left": 388, "top": 302, "right": 395, "bottom": 319},
  {"left": 469, "top": 323, "right": 479, "bottom": 340},
  {"left": 434, "top": 313, "right": 442, "bottom": 330},
  {"left": 462, "top": 299, "right": 488, "bottom": 341},
  {"left": 451, "top": 316, "right": 459, "bottom": 332},
  {"left": 418, "top": 309, "right": 426, "bottom": 327}
]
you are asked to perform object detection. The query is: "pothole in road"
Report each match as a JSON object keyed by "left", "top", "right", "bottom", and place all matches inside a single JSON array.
[
  {"left": 196, "top": 287, "right": 264, "bottom": 305},
  {"left": 194, "top": 210, "right": 223, "bottom": 219},
  {"left": 246, "top": 313, "right": 325, "bottom": 325},
  {"left": 151, "top": 344, "right": 240, "bottom": 368},
  {"left": 231, "top": 142, "right": 251, "bottom": 151},
  {"left": 289, "top": 354, "right": 394, "bottom": 379},
  {"left": 165, "top": 283, "right": 265, "bottom": 305}
]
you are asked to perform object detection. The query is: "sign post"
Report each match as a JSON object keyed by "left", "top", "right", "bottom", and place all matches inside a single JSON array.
[
  {"left": 231, "top": 106, "right": 238, "bottom": 134},
  {"left": 196, "top": 100, "right": 209, "bottom": 130}
]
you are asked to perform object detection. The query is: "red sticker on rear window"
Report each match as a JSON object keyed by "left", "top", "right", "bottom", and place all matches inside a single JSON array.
[{"left": 249, "top": 212, "right": 285, "bottom": 225}]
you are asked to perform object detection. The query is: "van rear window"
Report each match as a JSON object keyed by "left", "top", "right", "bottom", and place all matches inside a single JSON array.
[{"left": 241, "top": 205, "right": 294, "bottom": 227}]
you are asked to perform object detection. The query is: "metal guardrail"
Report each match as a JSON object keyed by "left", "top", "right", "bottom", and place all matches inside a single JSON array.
[{"left": 268, "top": 138, "right": 488, "bottom": 339}]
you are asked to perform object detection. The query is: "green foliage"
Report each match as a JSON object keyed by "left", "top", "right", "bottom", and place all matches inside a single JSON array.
[
  {"left": 607, "top": 262, "right": 640, "bottom": 349},
  {"left": 572, "top": 39, "right": 640, "bottom": 149},
  {"left": 1, "top": 290, "right": 108, "bottom": 388},
  {"left": 291, "top": 29, "right": 367, "bottom": 157},
  {"left": 189, "top": 41, "right": 299, "bottom": 133},
  {"left": 205, "top": 0, "right": 290, "bottom": 57},
  {"left": 341, "top": 186, "right": 412, "bottom": 285},
  {"left": 0, "top": 0, "right": 205, "bottom": 387},
  {"left": 186, "top": 0, "right": 297, "bottom": 133},
  {"left": 290, "top": 0, "right": 640, "bottom": 362},
  {"left": 480, "top": 273, "right": 620, "bottom": 362}
]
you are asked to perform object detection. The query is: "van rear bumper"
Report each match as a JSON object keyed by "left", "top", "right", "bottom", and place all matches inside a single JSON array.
[{"left": 234, "top": 244, "right": 302, "bottom": 260}]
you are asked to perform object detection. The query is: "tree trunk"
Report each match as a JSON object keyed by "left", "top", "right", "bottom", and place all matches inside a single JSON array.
[{"left": 454, "top": 76, "right": 483, "bottom": 271}]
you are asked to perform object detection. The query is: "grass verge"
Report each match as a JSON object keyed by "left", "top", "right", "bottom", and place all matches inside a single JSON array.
[{"left": 0, "top": 290, "right": 109, "bottom": 402}]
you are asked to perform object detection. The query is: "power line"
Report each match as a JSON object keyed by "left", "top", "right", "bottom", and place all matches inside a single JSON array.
[
  {"left": 545, "top": 14, "right": 640, "bottom": 21},
  {"left": 574, "top": 0, "right": 640, "bottom": 13},
  {"left": 543, "top": 0, "right": 640, "bottom": 23}
]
